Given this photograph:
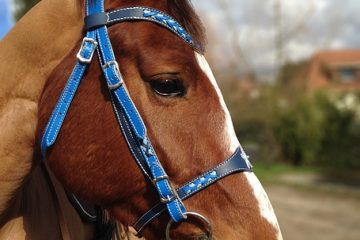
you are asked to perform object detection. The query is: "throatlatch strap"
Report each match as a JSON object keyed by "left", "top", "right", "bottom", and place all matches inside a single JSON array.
[{"left": 40, "top": 30, "right": 97, "bottom": 156}]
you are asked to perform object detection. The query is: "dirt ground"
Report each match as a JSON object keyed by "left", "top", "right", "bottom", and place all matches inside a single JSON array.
[{"left": 265, "top": 184, "right": 360, "bottom": 240}]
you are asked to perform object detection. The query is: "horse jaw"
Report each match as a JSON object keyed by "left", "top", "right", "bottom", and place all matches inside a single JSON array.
[{"left": 195, "top": 53, "right": 283, "bottom": 239}]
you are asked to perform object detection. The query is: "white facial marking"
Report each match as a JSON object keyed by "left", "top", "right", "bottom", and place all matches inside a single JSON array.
[
  {"left": 195, "top": 53, "right": 239, "bottom": 152},
  {"left": 195, "top": 53, "right": 282, "bottom": 239},
  {"left": 245, "top": 172, "right": 283, "bottom": 239}
]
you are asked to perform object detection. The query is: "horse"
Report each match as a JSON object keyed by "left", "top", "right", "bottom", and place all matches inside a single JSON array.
[
  {"left": 0, "top": 0, "right": 282, "bottom": 239},
  {"left": 0, "top": 0, "right": 89, "bottom": 239}
]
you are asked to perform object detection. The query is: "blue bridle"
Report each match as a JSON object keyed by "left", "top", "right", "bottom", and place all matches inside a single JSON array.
[{"left": 41, "top": 0, "right": 252, "bottom": 236}]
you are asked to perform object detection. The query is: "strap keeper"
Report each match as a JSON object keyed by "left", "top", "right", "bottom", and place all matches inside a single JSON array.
[
  {"left": 102, "top": 60, "right": 123, "bottom": 90},
  {"left": 84, "top": 12, "right": 108, "bottom": 30},
  {"left": 76, "top": 37, "right": 98, "bottom": 64}
]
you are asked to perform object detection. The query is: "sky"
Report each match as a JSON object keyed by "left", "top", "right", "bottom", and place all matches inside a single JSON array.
[
  {"left": 1, "top": 0, "right": 360, "bottom": 81},
  {"left": 0, "top": 0, "right": 13, "bottom": 40},
  {"left": 193, "top": 0, "right": 360, "bottom": 81}
]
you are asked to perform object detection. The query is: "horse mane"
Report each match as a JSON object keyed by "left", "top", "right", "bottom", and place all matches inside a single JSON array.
[{"left": 85, "top": 0, "right": 207, "bottom": 51}]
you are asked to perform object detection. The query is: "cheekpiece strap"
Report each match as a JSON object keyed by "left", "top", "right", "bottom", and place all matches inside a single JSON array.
[{"left": 89, "top": 4, "right": 188, "bottom": 224}]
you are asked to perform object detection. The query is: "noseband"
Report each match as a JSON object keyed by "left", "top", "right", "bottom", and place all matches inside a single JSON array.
[{"left": 41, "top": 0, "right": 252, "bottom": 238}]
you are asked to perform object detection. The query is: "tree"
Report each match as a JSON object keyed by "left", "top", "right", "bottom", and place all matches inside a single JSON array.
[{"left": 13, "top": 0, "right": 40, "bottom": 21}]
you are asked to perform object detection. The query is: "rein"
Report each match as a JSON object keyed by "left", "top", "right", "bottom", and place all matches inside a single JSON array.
[{"left": 41, "top": 0, "right": 252, "bottom": 238}]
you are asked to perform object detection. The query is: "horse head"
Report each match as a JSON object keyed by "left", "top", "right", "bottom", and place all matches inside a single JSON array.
[{"left": 37, "top": 0, "right": 282, "bottom": 239}]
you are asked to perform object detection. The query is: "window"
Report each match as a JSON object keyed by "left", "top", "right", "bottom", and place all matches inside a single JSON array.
[{"left": 339, "top": 68, "right": 356, "bottom": 83}]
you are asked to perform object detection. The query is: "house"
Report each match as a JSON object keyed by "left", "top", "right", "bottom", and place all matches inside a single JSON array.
[{"left": 307, "top": 50, "right": 360, "bottom": 91}]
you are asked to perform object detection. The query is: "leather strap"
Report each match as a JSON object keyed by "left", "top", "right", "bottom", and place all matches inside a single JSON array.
[
  {"left": 84, "top": 7, "right": 203, "bottom": 53},
  {"left": 66, "top": 193, "right": 97, "bottom": 223},
  {"left": 40, "top": 30, "right": 97, "bottom": 156},
  {"left": 94, "top": 12, "right": 188, "bottom": 223},
  {"left": 133, "top": 147, "right": 252, "bottom": 233}
]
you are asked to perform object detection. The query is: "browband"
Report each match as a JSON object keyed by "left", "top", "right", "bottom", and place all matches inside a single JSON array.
[
  {"left": 84, "top": 7, "right": 204, "bottom": 53},
  {"left": 41, "top": 0, "right": 252, "bottom": 236}
]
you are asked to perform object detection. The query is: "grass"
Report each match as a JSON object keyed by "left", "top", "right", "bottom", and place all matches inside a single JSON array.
[
  {"left": 252, "top": 162, "right": 318, "bottom": 183},
  {"left": 253, "top": 162, "right": 360, "bottom": 199}
]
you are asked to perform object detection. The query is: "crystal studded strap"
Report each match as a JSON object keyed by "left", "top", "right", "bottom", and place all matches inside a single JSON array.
[
  {"left": 84, "top": 7, "right": 204, "bottom": 53},
  {"left": 133, "top": 147, "right": 253, "bottom": 233}
]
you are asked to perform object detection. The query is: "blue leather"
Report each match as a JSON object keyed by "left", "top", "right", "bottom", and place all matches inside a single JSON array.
[
  {"left": 42, "top": 0, "right": 191, "bottom": 224},
  {"left": 41, "top": 0, "right": 100, "bottom": 156},
  {"left": 133, "top": 147, "right": 252, "bottom": 232},
  {"left": 41, "top": 0, "right": 252, "bottom": 233},
  {"left": 40, "top": 30, "right": 97, "bottom": 156},
  {"left": 91, "top": 5, "right": 187, "bottom": 222}
]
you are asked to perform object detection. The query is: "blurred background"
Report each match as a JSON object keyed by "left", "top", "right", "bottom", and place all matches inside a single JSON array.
[{"left": 1, "top": 0, "right": 359, "bottom": 239}]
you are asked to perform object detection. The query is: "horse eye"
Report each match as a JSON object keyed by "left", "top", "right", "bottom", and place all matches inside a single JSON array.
[{"left": 150, "top": 78, "right": 185, "bottom": 97}]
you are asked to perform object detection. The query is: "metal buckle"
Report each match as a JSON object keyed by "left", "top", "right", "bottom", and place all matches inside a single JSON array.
[
  {"left": 102, "top": 60, "right": 123, "bottom": 90},
  {"left": 165, "top": 212, "right": 212, "bottom": 240},
  {"left": 76, "top": 37, "right": 98, "bottom": 64},
  {"left": 159, "top": 180, "right": 181, "bottom": 204},
  {"left": 152, "top": 175, "right": 169, "bottom": 185},
  {"left": 160, "top": 194, "right": 177, "bottom": 204}
]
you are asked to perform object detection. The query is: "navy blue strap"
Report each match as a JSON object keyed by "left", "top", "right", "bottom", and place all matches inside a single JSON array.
[
  {"left": 84, "top": 7, "right": 203, "bottom": 53},
  {"left": 109, "top": 93, "right": 152, "bottom": 180},
  {"left": 133, "top": 147, "right": 252, "bottom": 233}
]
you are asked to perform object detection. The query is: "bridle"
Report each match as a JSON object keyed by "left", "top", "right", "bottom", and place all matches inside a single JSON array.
[{"left": 40, "top": 0, "right": 252, "bottom": 239}]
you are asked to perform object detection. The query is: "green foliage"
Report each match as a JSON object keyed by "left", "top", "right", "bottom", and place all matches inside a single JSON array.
[
  {"left": 272, "top": 91, "right": 360, "bottom": 169},
  {"left": 317, "top": 93, "right": 360, "bottom": 168},
  {"left": 13, "top": 0, "right": 40, "bottom": 21},
  {"left": 272, "top": 94, "right": 325, "bottom": 165},
  {"left": 221, "top": 81, "right": 281, "bottom": 163},
  {"left": 253, "top": 162, "right": 315, "bottom": 183},
  {"left": 277, "top": 60, "right": 308, "bottom": 86}
]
